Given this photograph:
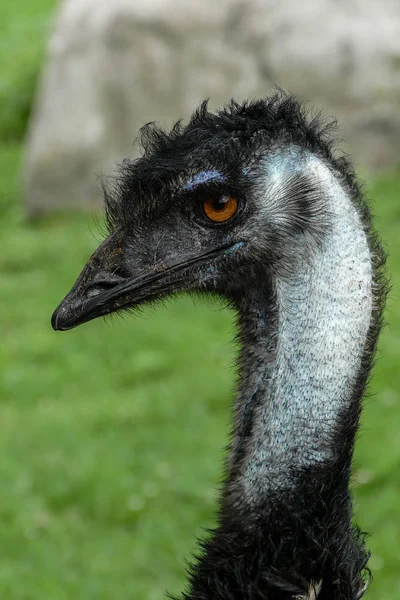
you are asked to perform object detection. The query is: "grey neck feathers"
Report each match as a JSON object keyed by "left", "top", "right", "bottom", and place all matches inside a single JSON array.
[{"left": 227, "top": 151, "right": 372, "bottom": 510}]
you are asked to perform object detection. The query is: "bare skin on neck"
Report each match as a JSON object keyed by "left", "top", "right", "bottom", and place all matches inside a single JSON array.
[{"left": 227, "top": 153, "right": 372, "bottom": 507}]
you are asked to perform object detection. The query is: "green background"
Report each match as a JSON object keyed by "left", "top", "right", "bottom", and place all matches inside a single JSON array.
[{"left": 0, "top": 2, "right": 399, "bottom": 598}]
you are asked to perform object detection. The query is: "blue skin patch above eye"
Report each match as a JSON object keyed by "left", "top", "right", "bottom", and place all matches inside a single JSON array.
[{"left": 183, "top": 170, "right": 225, "bottom": 191}]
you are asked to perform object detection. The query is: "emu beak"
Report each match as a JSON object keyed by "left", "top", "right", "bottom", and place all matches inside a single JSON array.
[
  {"left": 51, "top": 231, "right": 242, "bottom": 332},
  {"left": 51, "top": 260, "right": 193, "bottom": 332}
]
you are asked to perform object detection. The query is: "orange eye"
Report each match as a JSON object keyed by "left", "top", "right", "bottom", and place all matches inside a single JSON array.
[{"left": 203, "top": 196, "right": 238, "bottom": 223}]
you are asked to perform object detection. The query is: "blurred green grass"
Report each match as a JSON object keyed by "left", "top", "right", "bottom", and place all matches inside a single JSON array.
[{"left": 1, "top": 2, "right": 400, "bottom": 599}]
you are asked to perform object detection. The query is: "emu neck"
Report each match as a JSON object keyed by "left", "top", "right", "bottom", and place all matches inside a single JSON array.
[{"left": 228, "top": 155, "right": 372, "bottom": 509}]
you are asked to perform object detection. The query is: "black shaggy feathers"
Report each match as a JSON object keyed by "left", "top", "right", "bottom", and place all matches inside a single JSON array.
[
  {"left": 179, "top": 469, "right": 372, "bottom": 600},
  {"left": 103, "top": 91, "right": 352, "bottom": 234}
]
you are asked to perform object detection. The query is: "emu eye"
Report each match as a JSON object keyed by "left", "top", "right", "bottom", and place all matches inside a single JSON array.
[{"left": 203, "top": 196, "right": 238, "bottom": 223}]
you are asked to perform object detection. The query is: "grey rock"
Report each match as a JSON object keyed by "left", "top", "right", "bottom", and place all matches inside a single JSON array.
[{"left": 23, "top": 0, "right": 400, "bottom": 214}]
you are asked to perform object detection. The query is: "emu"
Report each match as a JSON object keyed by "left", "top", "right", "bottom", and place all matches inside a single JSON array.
[{"left": 52, "top": 92, "right": 386, "bottom": 600}]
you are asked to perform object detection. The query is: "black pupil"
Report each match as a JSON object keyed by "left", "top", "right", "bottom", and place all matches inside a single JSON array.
[{"left": 212, "top": 196, "right": 228, "bottom": 211}]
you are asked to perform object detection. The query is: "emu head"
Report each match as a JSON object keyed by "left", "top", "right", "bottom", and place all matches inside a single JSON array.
[{"left": 52, "top": 96, "right": 326, "bottom": 331}]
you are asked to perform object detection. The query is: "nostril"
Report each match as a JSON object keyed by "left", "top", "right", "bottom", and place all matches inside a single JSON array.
[
  {"left": 93, "top": 279, "right": 120, "bottom": 289},
  {"left": 113, "top": 265, "right": 131, "bottom": 279},
  {"left": 86, "top": 278, "right": 123, "bottom": 298}
]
